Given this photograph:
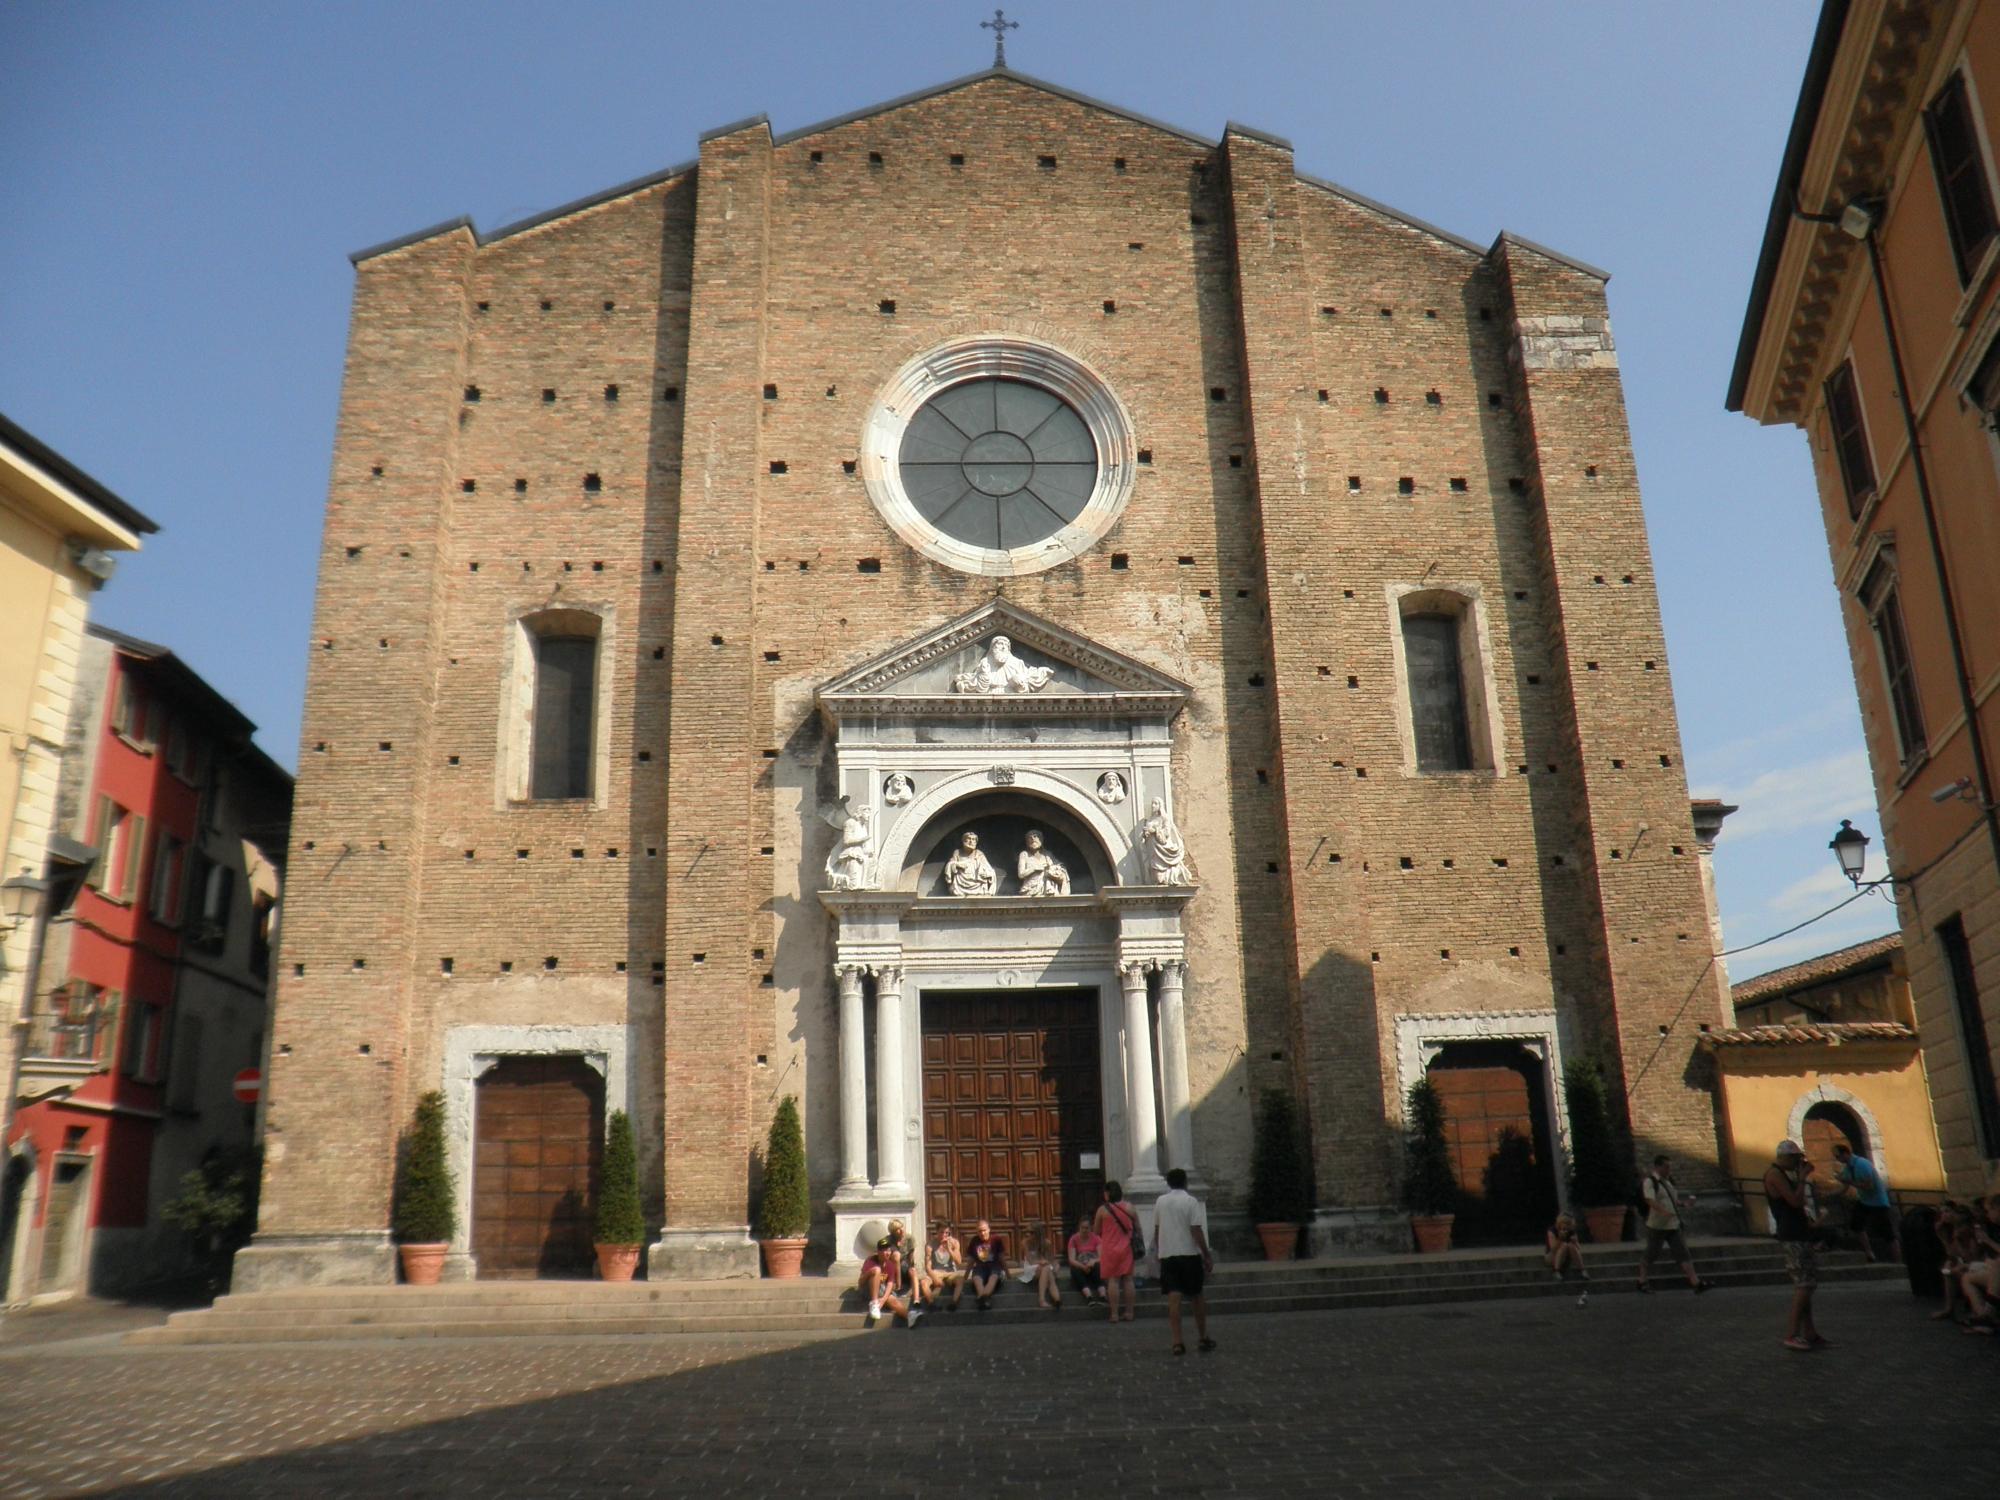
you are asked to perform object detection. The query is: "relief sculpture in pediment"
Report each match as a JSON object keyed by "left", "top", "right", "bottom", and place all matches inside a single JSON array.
[{"left": 950, "top": 635, "right": 1054, "bottom": 695}]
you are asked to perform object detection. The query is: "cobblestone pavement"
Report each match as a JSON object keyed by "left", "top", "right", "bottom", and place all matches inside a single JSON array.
[{"left": 0, "top": 1280, "right": 1989, "bottom": 1497}]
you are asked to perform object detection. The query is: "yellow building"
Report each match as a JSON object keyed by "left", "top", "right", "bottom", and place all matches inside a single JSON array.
[
  {"left": 0, "top": 413, "right": 156, "bottom": 1156},
  {"left": 1707, "top": 934, "right": 1946, "bottom": 1227}
]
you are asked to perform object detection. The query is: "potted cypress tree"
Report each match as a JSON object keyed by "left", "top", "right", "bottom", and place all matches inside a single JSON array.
[
  {"left": 755, "top": 1094, "right": 810, "bottom": 1278},
  {"left": 594, "top": 1109, "right": 646, "bottom": 1281},
  {"left": 1563, "top": 1061, "right": 1631, "bottom": 1244},
  {"left": 1402, "top": 1075, "right": 1458, "bottom": 1253},
  {"left": 1247, "top": 1089, "right": 1310, "bottom": 1260},
  {"left": 392, "top": 1091, "right": 455, "bottom": 1284}
]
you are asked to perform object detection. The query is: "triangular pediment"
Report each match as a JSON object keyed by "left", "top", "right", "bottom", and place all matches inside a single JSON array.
[{"left": 818, "top": 601, "right": 1189, "bottom": 719}]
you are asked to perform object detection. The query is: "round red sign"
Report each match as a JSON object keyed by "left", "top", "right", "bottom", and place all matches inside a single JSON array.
[{"left": 232, "top": 1068, "right": 262, "bottom": 1105}]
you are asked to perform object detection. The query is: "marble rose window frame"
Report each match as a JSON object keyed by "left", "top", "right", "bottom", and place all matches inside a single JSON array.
[{"left": 859, "top": 335, "right": 1138, "bottom": 578}]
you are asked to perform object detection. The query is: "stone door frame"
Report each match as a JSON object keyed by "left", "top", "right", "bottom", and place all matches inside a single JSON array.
[
  {"left": 1394, "top": 1009, "right": 1576, "bottom": 1212},
  {"left": 442, "top": 1023, "right": 629, "bottom": 1275}
]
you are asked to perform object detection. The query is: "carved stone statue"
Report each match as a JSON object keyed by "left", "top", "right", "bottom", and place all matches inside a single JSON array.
[
  {"left": 943, "top": 831, "right": 997, "bottom": 896},
  {"left": 1138, "top": 797, "right": 1196, "bottom": 885},
  {"left": 882, "top": 772, "right": 914, "bottom": 806},
  {"left": 1096, "top": 770, "right": 1127, "bottom": 805},
  {"left": 1016, "top": 829, "right": 1071, "bottom": 897},
  {"left": 950, "top": 635, "right": 1054, "bottom": 695},
  {"left": 824, "top": 803, "right": 876, "bottom": 891}
]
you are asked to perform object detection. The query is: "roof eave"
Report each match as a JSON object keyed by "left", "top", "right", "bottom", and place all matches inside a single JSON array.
[{"left": 1726, "top": 0, "right": 1855, "bottom": 415}]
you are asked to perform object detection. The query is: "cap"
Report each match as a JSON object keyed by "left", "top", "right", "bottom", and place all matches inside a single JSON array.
[{"left": 1775, "top": 1138, "right": 1804, "bottom": 1158}]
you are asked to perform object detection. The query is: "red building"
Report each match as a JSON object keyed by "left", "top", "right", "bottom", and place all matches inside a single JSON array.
[{"left": 3, "top": 627, "right": 289, "bottom": 1301}]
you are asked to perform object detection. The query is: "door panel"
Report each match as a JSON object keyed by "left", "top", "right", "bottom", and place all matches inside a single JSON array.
[
  {"left": 921, "top": 989, "right": 1103, "bottom": 1260},
  {"left": 472, "top": 1056, "right": 605, "bottom": 1279}
]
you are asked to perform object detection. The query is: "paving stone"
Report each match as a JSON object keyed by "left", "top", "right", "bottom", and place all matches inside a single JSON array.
[{"left": 0, "top": 1282, "right": 1988, "bottom": 1497}]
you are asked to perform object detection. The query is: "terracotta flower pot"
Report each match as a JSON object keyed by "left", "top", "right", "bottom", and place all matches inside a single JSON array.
[
  {"left": 595, "top": 1243, "right": 642, "bottom": 1282},
  {"left": 1255, "top": 1222, "right": 1299, "bottom": 1261},
  {"left": 398, "top": 1242, "right": 449, "bottom": 1285},
  {"left": 1582, "top": 1204, "right": 1628, "bottom": 1245},
  {"left": 760, "top": 1236, "right": 808, "bottom": 1278},
  {"left": 1410, "top": 1214, "right": 1455, "bottom": 1254}
]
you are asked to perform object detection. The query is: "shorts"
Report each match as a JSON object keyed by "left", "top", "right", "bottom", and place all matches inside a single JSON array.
[
  {"left": 1642, "top": 1227, "right": 1688, "bottom": 1265},
  {"left": 1781, "top": 1239, "right": 1819, "bottom": 1288},
  {"left": 1158, "top": 1253, "right": 1205, "bottom": 1297}
]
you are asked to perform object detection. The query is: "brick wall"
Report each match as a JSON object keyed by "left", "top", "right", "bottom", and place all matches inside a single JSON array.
[{"left": 259, "top": 74, "right": 1729, "bottom": 1257}]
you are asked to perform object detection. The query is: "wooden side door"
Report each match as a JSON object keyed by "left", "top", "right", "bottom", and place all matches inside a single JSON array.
[{"left": 471, "top": 1056, "right": 604, "bottom": 1278}]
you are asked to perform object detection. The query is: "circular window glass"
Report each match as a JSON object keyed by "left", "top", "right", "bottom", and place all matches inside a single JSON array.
[
  {"left": 897, "top": 379, "right": 1099, "bottom": 552},
  {"left": 861, "top": 337, "right": 1136, "bottom": 578}
]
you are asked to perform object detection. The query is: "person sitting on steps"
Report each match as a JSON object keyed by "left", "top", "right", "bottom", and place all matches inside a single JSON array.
[{"left": 1545, "top": 1213, "right": 1590, "bottom": 1305}]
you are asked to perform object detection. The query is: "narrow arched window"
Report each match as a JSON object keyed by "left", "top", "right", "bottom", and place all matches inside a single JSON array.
[
  {"left": 1402, "top": 612, "right": 1473, "bottom": 773},
  {"left": 531, "top": 633, "right": 597, "bottom": 799}
]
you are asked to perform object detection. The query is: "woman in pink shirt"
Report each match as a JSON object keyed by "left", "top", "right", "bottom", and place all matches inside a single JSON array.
[
  {"left": 1066, "top": 1215, "right": 1104, "bottom": 1306},
  {"left": 1093, "top": 1181, "right": 1140, "bottom": 1323}
]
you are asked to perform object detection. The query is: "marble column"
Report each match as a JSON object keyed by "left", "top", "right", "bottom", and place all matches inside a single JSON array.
[
  {"left": 1119, "top": 963, "right": 1167, "bottom": 1192},
  {"left": 835, "top": 964, "right": 869, "bottom": 1193},
  {"left": 1157, "top": 960, "right": 1195, "bottom": 1176},
  {"left": 872, "top": 965, "right": 910, "bottom": 1196}
]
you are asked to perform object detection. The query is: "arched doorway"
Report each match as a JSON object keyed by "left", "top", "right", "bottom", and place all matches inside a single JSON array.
[
  {"left": 1801, "top": 1100, "right": 1867, "bottom": 1182},
  {"left": 1426, "top": 1042, "right": 1559, "bottom": 1244},
  {"left": 471, "top": 1056, "right": 604, "bottom": 1279}
]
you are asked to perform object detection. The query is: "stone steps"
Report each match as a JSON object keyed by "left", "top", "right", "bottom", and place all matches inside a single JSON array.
[{"left": 127, "top": 1242, "right": 1902, "bottom": 1346}]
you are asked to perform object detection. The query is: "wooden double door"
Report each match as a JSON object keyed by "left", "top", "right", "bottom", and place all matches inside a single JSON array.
[
  {"left": 921, "top": 989, "right": 1104, "bottom": 1259},
  {"left": 472, "top": 1056, "right": 603, "bottom": 1278},
  {"left": 1429, "top": 1042, "right": 1558, "bottom": 1245}
]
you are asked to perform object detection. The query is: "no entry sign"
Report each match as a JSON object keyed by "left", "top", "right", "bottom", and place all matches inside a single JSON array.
[{"left": 232, "top": 1068, "right": 262, "bottom": 1105}]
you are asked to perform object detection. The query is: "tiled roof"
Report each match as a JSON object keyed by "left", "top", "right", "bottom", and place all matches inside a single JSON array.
[
  {"left": 1702, "top": 1020, "right": 1916, "bottom": 1048},
  {"left": 1730, "top": 932, "right": 1901, "bottom": 1005}
]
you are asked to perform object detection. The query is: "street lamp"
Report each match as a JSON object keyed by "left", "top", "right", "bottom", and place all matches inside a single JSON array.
[
  {"left": 1829, "top": 820, "right": 1870, "bottom": 887},
  {"left": 0, "top": 872, "right": 49, "bottom": 931}
]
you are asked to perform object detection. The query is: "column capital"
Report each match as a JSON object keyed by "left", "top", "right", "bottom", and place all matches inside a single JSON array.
[{"left": 867, "top": 963, "right": 905, "bottom": 990}]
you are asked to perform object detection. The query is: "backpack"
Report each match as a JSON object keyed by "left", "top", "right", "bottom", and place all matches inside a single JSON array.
[{"left": 1112, "top": 1203, "right": 1146, "bottom": 1259}]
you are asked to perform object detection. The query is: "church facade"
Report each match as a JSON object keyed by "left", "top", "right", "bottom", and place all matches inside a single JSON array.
[{"left": 238, "top": 69, "right": 1732, "bottom": 1287}]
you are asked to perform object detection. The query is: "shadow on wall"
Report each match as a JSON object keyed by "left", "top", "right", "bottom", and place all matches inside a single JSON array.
[
  {"left": 1294, "top": 947, "right": 1395, "bottom": 1214},
  {"left": 620, "top": 176, "right": 698, "bottom": 1241}
]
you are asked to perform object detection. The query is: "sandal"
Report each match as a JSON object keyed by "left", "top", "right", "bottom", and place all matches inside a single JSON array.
[
  {"left": 1171, "top": 1343, "right": 1186, "bottom": 1356},
  {"left": 1197, "top": 1337, "right": 1217, "bottom": 1353}
]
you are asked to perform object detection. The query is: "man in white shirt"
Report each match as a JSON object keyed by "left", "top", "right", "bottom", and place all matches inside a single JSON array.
[
  {"left": 1637, "top": 1154, "right": 1712, "bottom": 1295},
  {"left": 1151, "top": 1167, "right": 1215, "bottom": 1355}
]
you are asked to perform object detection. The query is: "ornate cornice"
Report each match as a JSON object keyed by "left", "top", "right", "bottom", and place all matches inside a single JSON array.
[
  {"left": 1740, "top": 0, "right": 1950, "bottom": 424},
  {"left": 817, "top": 598, "right": 1191, "bottom": 722}
]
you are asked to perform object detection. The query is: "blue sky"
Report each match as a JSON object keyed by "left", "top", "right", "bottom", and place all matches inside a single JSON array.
[{"left": 0, "top": 1, "right": 1887, "bottom": 979}]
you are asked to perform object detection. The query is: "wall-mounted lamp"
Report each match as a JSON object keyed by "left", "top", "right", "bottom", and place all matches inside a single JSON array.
[
  {"left": 1830, "top": 819, "right": 1870, "bottom": 887},
  {"left": 0, "top": 872, "right": 50, "bottom": 931}
]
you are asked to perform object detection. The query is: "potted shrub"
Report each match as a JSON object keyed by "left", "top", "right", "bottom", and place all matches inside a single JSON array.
[
  {"left": 1402, "top": 1075, "right": 1458, "bottom": 1253},
  {"left": 392, "top": 1090, "right": 455, "bottom": 1284},
  {"left": 1563, "top": 1061, "right": 1631, "bottom": 1245},
  {"left": 1247, "top": 1089, "right": 1310, "bottom": 1260},
  {"left": 755, "top": 1094, "right": 810, "bottom": 1277},
  {"left": 594, "top": 1109, "right": 646, "bottom": 1281}
]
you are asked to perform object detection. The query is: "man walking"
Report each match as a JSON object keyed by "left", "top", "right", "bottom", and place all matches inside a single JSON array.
[
  {"left": 1766, "top": 1139, "right": 1828, "bottom": 1352},
  {"left": 1831, "top": 1142, "right": 1898, "bottom": 1263},
  {"left": 1151, "top": 1167, "right": 1215, "bottom": 1356},
  {"left": 1636, "top": 1154, "right": 1713, "bottom": 1294}
]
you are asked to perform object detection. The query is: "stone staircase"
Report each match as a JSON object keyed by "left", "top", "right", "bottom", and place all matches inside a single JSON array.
[{"left": 126, "top": 1238, "right": 1903, "bottom": 1346}]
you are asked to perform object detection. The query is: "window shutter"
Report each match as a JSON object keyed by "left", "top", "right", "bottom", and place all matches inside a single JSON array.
[
  {"left": 1924, "top": 72, "right": 1998, "bottom": 284},
  {"left": 530, "top": 636, "right": 597, "bottom": 799},
  {"left": 1403, "top": 613, "right": 1474, "bottom": 773},
  {"left": 124, "top": 814, "right": 149, "bottom": 902},
  {"left": 1823, "top": 364, "right": 1875, "bottom": 518}
]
